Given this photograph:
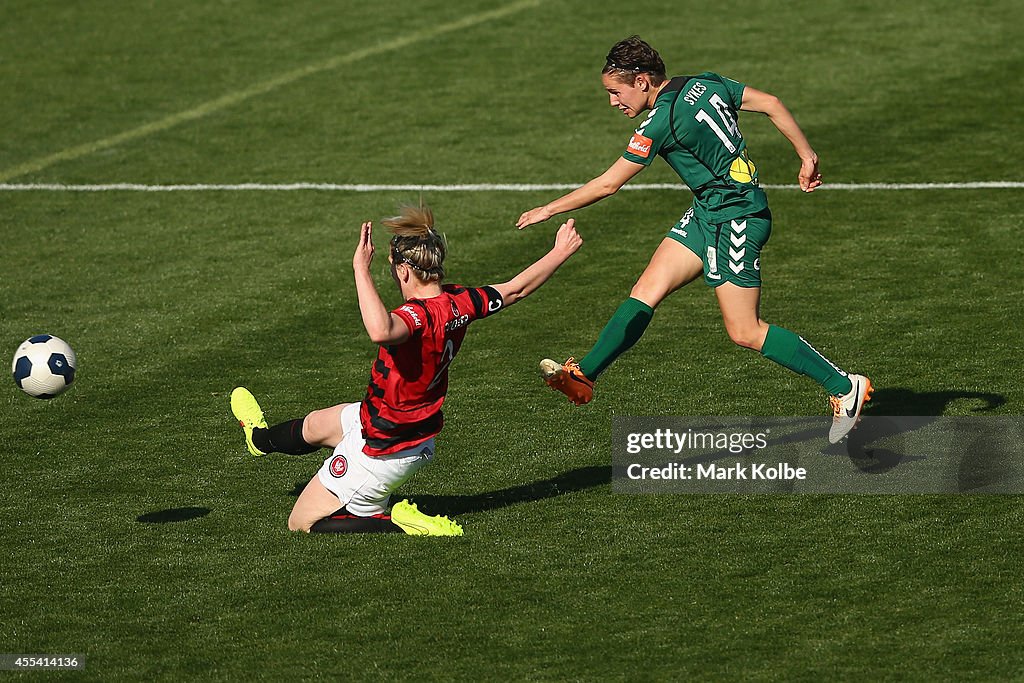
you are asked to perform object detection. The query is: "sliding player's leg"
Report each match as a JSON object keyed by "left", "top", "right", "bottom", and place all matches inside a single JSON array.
[
  {"left": 297, "top": 424, "right": 461, "bottom": 535},
  {"left": 288, "top": 473, "right": 352, "bottom": 532},
  {"left": 301, "top": 403, "right": 354, "bottom": 449},
  {"left": 231, "top": 387, "right": 356, "bottom": 456}
]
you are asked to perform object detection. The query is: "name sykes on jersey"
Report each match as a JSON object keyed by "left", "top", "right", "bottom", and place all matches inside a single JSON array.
[{"left": 682, "top": 80, "right": 707, "bottom": 105}]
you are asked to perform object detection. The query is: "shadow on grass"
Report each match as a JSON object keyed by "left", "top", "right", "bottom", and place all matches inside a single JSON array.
[
  {"left": 839, "top": 413, "right": 1017, "bottom": 490},
  {"left": 409, "top": 465, "right": 612, "bottom": 516},
  {"left": 137, "top": 507, "right": 211, "bottom": 523},
  {"left": 826, "top": 416, "right": 930, "bottom": 475},
  {"left": 863, "top": 387, "right": 1006, "bottom": 415},
  {"left": 290, "top": 465, "right": 612, "bottom": 516},
  {"left": 830, "top": 391, "right": 1014, "bottom": 489}
]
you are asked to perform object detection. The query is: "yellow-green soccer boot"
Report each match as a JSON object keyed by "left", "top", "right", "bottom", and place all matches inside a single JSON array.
[
  {"left": 391, "top": 500, "right": 463, "bottom": 536},
  {"left": 231, "top": 387, "right": 268, "bottom": 456}
]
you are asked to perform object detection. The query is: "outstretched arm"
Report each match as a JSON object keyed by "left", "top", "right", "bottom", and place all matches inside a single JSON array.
[
  {"left": 741, "top": 86, "right": 823, "bottom": 193},
  {"left": 352, "top": 221, "right": 412, "bottom": 345},
  {"left": 490, "top": 219, "right": 583, "bottom": 305},
  {"left": 516, "top": 157, "right": 645, "bottom": 229}
]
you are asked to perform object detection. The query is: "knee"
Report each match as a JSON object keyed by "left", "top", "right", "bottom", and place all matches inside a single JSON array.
[
  {"left": 629, "top": 282, "right": 666, "bottom": 308},
  {"left": 301, "top": 410, "right": 325, "bottom": 444},
  {"left": 287, "top": 512, "right": 311, "bottom": 533},
  {"left": 726, "top": 325, "right": 766, "bottom": 351}
]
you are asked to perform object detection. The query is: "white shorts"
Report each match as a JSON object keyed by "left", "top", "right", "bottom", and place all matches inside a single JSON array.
[{"left": 316, "top": 402, "right": 435, "bottom": 516}]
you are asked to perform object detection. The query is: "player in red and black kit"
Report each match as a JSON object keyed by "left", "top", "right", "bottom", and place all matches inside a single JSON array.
[
  {"left": 359, "top": 281, "right": 504, "bottom": 457},
  {"left": 231, "top": 204, "right": 582, "bottom": 535}
]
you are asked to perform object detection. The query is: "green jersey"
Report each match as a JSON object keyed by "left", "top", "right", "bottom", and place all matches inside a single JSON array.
[{"left": 622, "top": 72, "right": 768, "bottom": 223}]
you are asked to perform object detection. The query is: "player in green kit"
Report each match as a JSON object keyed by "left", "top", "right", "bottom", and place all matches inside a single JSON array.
[{"left": 517, "top": 36, "right": 871, "bottom": 443}]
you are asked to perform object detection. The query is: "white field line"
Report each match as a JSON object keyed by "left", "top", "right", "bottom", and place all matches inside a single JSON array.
[
  {"left": 0, "top": 181, "right": 1021, "bottom": 192},
  {"left": 0, "top": 0, "right": 541, "bottom": 183}
]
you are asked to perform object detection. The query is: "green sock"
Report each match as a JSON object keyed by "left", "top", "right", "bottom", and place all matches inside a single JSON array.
[
  {"left": 579, "top": 297, "right": 654, "bottom": 380},
  {"left": 760, "top": 324, "right": 853, "bottom": 396}
]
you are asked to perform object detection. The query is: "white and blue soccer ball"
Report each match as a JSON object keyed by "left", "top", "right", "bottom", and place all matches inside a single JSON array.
[{"left": 11, "top": 335, "right": 77, "bottom": 399}]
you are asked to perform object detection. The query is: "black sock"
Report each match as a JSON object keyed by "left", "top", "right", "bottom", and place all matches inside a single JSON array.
[
  {"left": 310, "top": 508, "right": 403, "bottom": 534},
  {"left": 252, "top": 418, "right": 319, "bottom": 455}
]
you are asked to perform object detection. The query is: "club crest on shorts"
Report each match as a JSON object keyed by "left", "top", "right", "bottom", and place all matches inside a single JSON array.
[{"left": 329, "top": 455, "right": 348, "bottom": 478}]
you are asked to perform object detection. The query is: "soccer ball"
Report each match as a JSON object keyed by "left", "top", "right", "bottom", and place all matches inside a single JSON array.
[{"left": 11, "top": 335, "right": 77, "bottom": 399}]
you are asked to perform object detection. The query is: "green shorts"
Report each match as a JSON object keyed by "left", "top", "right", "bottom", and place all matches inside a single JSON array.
[{"left": 666, "top": 207, "right": 772, "bottom": 288}]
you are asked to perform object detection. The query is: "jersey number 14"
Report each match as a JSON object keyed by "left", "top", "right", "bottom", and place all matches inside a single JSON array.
[{"left": 694, "top": 93, "right": 740, "bottom": 154}]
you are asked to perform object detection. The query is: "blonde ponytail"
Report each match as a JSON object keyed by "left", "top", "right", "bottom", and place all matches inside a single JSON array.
[{"left": 384, "top": 203, "right": 446, "bottom": 282}]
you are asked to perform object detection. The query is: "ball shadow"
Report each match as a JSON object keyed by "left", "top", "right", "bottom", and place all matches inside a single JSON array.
[{"left": 137, "top": 507, "right": 211, "bottom": 523}]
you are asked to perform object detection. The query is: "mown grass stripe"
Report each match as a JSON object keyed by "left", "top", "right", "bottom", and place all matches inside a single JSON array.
[{"left": 0, "top": 0, "right": 541, "bottom": 183}]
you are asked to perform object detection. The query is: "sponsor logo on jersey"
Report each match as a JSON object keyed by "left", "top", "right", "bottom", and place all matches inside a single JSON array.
[
  {"left": 729, "top": 155, "right": 757, "bottom": 184},
  {"left": 445, "top": 314, "right": 470, "bottom": 332},
  {"left": 329, "top": 455, "right": 348, "bottom": 478},
  {"left": 400, "top": 305, "right": 423, "bottom": 328},
  {"left": 627, "top": 132, "right": 653, "bottom": 158},
  {"left": 671, "top": 208, "right": 693, "bottom": 237},
  {"left": 706, "top": 246, "right": 721, "bottom": 279}
]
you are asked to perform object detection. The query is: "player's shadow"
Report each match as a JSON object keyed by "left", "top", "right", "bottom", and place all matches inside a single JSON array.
[
  {"left": 410, "top": 466, "right": 612, "bottom": 515},
  {"left": 655, "top": 388, "right": 1009, "bottom": 485},
  {"left": 831, "top": 388, "right": 1008, "bottom": 484},
  {"left": 955, "top": 426, "right": 1014, "bottom": 492},
  {"left": 830, "top": 416, "right": 929, "bottom": 475},
  {"left": 289, "top": 465, "right": 612, "bottom": 516},
  {"left": 137, "top": 507, "right": 211, "bottom": 523},
  {"left": 862, "top": 387, "right": 1005, "bottom": 415}
]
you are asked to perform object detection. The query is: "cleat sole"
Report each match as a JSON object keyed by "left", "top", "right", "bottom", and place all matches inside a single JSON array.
[{"left": 539, "top": 358, "right": 562, "bottom": 380}]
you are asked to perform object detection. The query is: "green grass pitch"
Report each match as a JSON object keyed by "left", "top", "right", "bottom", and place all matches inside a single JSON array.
[{"left": 2, "top": 0, "right": 1023, "bottom": 679}]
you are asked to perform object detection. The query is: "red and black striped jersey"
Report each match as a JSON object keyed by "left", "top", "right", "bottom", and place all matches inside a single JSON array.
[{"left": 360, "top": 283, "right": 504, "bottom": 456}]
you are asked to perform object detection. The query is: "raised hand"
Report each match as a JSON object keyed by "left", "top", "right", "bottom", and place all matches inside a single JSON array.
[{"left": 353, "top": 221, "right": 375, "bottom": 269}]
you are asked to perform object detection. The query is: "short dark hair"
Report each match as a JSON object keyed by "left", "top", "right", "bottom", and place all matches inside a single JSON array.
[{"left": 602, "top": 36, "right": 666, "bottom": 85}]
